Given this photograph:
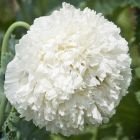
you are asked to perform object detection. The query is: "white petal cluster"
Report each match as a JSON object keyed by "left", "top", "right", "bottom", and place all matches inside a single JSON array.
[{"left": 4, "top": 3, "right": 131, "bottom": 136}]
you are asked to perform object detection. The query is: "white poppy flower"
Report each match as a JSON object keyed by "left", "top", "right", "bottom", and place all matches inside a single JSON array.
[{"left": 4, "top": 2, "right": 131, "bottom": 136}]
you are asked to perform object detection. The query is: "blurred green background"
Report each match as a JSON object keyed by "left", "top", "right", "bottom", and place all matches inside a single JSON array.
[{"left": 1, "top": 0, "right": 140, "bottom": 140}]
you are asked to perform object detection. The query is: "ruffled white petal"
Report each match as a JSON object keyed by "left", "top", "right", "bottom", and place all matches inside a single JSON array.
[{"left": 4, "top": 2, "right": 131, "bottom": 136}]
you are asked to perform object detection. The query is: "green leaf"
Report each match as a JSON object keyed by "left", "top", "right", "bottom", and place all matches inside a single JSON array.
[
  {"left": 0, "top": 52, "right": 14, "bottom": 131},
  {"left": 1, "top": 52, "right": 13, "bottom": 71},
  {"left": 2, "top": 110, "right": 51, "bottom": 140},
  {"left": 0, "top": 52, "right": 13, "bottom": 104}
]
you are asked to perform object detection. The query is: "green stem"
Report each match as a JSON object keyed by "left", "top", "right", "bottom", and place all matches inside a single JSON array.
[
  {"left": 94, "top": 127, "right": 99, "bottom": 140},
  {"left": 0, "top": 97, "right": 7, "bottom": 129},
  {"left": 0, "top": 21, "right": 30, "bottom": 130},
  {"left": 16, "top": 130, "right": 21, "bottom": 140},
  {"left": 1, "top": 21, "right": 30, "bottom": 67}
]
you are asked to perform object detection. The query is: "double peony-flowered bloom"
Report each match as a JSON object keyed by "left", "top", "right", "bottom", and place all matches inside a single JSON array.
[{"left": 4, "top": 3, "right": 131, "bottom": 136}]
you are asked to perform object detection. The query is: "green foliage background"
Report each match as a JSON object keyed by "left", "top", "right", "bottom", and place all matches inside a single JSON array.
[{"left": 0, "top": 0, "right": 140, "bottom": 140}]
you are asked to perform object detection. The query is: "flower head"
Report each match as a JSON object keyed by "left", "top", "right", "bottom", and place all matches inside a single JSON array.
[{"left": 4, "top": 3, "right": 131, "bottom": 136}]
